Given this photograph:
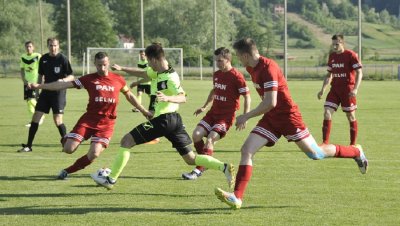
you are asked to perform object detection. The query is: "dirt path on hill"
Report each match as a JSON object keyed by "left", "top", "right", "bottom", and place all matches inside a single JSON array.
[{"left": 287, "top": 12, "right": 331, "bottom": 47}]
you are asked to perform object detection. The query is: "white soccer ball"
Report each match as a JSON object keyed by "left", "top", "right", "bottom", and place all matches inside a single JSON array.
[{"left": 96, "top": 167, "right": 111, "bottom": 177}]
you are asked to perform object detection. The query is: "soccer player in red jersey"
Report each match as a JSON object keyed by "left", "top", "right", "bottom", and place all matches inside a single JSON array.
[
  {"left": 317, "top": 34, "right": 363, "bottom": 145},
  {"left": 214, "top": 38, "right": 368, "bottom": 210},
  {"left": 29, "top": 52, "right": 152, "bottom": 179},
  {"left": 182, "top": 47, "right": 251, "bottom": 180}
]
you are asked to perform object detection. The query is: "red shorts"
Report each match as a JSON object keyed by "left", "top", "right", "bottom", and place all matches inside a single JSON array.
[
  {"left": 198, "top": 112, "right": 235, "bottom": 138},
  {"left": 251, "top": 111, "right": 310, "bottom": 146},
  {"left": 66, "top": 115, "right": 115, "bottom": 148},
  {"left": 325, "top": 88, "right": 357, "bottom": 112}
]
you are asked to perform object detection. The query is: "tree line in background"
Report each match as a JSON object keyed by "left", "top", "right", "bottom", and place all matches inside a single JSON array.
[{"left": 0, "top": 0, "right": 399, "bottom": 68}]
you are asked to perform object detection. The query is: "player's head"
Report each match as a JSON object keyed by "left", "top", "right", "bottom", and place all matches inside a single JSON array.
[
  {"left": 145, "top": 42, "right": 164, "bottom": 69},
  {"left": 233, "top": 38, "right": 258, "bottom": 67},
  {"left": 24, "top": 41, "right": 34, "bottom": 54},
  {"left": 94, "top": 52, "right": 110, "bottom": 76},
  {"left": 331, "top": 34, "right": 345, "bottom": 53},
  {"left": 214, "top": 47, "right": 232, "bottom": 71},
  {"left": 139, "top": 50, "right": 146, "bottom": 61},
  {"left": 47, "top": 38, "right": 59, "bottom": 56}
]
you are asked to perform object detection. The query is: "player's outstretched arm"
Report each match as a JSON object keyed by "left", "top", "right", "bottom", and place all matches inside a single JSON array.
[
  {"left": 29, "top": 80, "right": 74, "bottom": 90},
  {"left": 112, "top": 64, "right": 148, "bottom": 79}
]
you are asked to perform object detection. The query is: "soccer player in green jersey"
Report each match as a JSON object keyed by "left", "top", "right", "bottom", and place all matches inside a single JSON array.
[
  {"left": 91, "top": 43, "right": 235, "bottom": 190},
  {"left": 20, "top": 41, "right": 42, "bottom": 127}
]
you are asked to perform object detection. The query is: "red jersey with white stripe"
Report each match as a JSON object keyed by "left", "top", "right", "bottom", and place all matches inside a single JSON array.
[
  {"left": 246, "top": 56, "right": 299, "bottom": 117},
  {"left": 208, "top": 67, "right": 249, "bottom": 115},
  {"left": 72, "top": 72, "right": 126, "bottom": 129},
  {"left": 327, "top": 49, "right": 362, "bottom": 90}
]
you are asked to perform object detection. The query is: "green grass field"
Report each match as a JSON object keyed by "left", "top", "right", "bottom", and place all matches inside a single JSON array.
[{"left": 1, "top": 78, "right": 399, "bottom": 225}]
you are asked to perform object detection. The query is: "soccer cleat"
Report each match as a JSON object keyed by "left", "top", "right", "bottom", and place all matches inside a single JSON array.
[
  {"left": 25, "top": 123, "right": 31, "bottom": 127},
  {"left": 57, "top": 169, "right": 68, "bottom": 180},
  {"left": 354, "top": 144, "right": 368, "bottom": 174},
  {"left": 17, "top": 144, "right": 32, "bottom": 152},
  {"left": 91, "top": 173, "right": 115, "bottom": 190},
  {"left": 182, "top": 169, "right": 202, "bottom": 180},
  {"left": 214, "top": 187, "right": 242, "bottom": 210},
  {"left": 223, "top": 163, "right": 235, "bottom": 189}
]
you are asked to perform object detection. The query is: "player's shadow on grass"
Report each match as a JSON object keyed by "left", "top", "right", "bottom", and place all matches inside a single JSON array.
[
  {"left": 0, "top": 205, "right": 273, "bottom": 215},
  {"left": 0, "top": 143, "right": 63, "bottom": 148},
  {"left": 0, "top": 175, "right": 61, "bottom": 181}
]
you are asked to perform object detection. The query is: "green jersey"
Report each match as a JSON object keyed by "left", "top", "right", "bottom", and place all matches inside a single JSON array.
[
  {"left": 148, "top": 67, "right": 185, "bottom": 117},
  {"left": 20, "top": 52, "right": 41, "bottom": 83}
]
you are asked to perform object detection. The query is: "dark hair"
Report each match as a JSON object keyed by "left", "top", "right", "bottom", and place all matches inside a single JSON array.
[
  {"left": 145, "top": 43, "right": 164, "bottom": 60},
  {"left": 233, "top": 38, "right": 257, "bottom": 55},
  {"left": 94, "top": 52, "right": 108, "bottom": 61},
  {"left": 139, "top": 50, "right": 145, "bottom": 54},
  {"left": 24, "top": 41, "right": 33, "bottom": 46},
  {"left": 214, "top": 47, "right": 232, "bottom": 61},
  {"left": 47, "top": 37, "right": 59, "bottom": 45},
  {"left": 331, "top": 34, "right": 344, "bottom": 41}
]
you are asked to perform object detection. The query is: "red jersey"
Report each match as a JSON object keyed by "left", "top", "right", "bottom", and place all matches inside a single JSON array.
[
  {"left": 209, "top": 67, "right": 249, "bottom": 115},
  {"left": 72, "top": 72, "right": 126, "bottom": 128},
  {"left": 327, "top": 49, "right": 362, "bottom": 89},
  {"left": 246, "top": 56, "right": 299, "bottom": 117}
]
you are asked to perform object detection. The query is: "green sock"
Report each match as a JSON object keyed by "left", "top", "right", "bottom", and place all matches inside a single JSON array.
[
  {"left": 195, "top": 155, "right": 225, "bottom": 171},
  {"left": 27, "top": 99, "right": 37, "bottom": 116},
  {"left": 109, "top": 147, "right": 131, "bottom": 180}
]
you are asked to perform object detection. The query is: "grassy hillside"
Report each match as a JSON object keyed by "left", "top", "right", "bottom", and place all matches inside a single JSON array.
[{"left": 273, "top": 13, "right": 400, "bottom": 66}]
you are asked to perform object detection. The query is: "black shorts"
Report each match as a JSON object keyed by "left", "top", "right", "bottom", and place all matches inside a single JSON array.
[
  {"left": 137, "top": 84, "right": 151, "bottom": 95},
  {"left": 35, "top": 90, "right": 66, "bottom": 114},
  {"left": 23, "top": 85, "right": 39, "bottom": 100},
  {"left": 129, "top": 112, "right": 192, "bottom": 153}
]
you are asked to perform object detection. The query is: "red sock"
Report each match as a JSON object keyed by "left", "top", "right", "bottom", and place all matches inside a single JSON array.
[
  {"left": 65, "top": 155, "right": 93, "bottom": 174},
  {"left": 350, "top": 120, "right": 358, "bottom": 145},
  {"left": 322, "top": 120, "right": 331, "bottom": 144},
  {"left": 334, "top": 145, "right": 360, "bottom": 158},
  {"left": 195, "top": 148, "right": 214, "bottom": 171},
  {"left": 234, "top": 165, "right": 253, "bottom": 200}
]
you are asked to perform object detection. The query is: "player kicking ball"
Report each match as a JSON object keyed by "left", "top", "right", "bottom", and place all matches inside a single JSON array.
[
  {"left": 29, "top": 52, "right": 151, "bottom": 179},
  {"left": 91, "top": 43, "right": 235, "bottom": 190}
]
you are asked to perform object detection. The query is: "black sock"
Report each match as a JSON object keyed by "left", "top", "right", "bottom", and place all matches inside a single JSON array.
[
  {"left": 57, "top": 123, "right": 67, "bottom": 137},
  {"left": 27, "top": 122, "right": 39, "bottom": 147}
]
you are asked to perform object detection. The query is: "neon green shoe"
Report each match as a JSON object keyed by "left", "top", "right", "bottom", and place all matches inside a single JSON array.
[
  {"left": 223, "top": 163, "right": 235, "bottom": 189},
  {"left": 214, "top": 187, "right": 242, "bottom": 210}
]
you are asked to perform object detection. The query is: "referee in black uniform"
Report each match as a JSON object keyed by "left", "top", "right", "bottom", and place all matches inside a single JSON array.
[{"left": 18, "top": 38, "right": 74, "bottom": 152}]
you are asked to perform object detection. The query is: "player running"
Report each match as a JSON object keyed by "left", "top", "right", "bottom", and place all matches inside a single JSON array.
[
  {"left": 317, "top": 34, "right": 363, "bottom": 145},
  {"left": 214, "top": 38, "right": 368, "bottom": 210},
  {"left": 29, "top": 52, "right": 151, "bottom": 179},
  {"left": 182, "top": 47, "right": 250, "bottom": 180}
]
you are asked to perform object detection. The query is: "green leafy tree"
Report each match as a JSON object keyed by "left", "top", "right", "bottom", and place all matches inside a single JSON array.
[
  {"left": 54, "top": 0, "right": 117, "bottom": 58},
  {"left": 0, "top": 0, "right": 55, "bottom": 56}
]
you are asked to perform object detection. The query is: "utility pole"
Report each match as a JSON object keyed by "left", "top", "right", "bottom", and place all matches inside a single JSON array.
[
  {"left": 213, "top": 0, "right": 217, "bottom": 73},
  {"left": 140, "top": 0, "right": 144, "bottom": 48},
  {"left": 67, "top": 0, "right": 71, "bottom": 61},
  {"left": 38, "top": 0, "right": 43, "bottom": 53},
  {"left": 284, "top": 0, "right": 288, "bottom": 79},
  {"left": 358, "top": 0, "right": 362, "bottom": 59}
]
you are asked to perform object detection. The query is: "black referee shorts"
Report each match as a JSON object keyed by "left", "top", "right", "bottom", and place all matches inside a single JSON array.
[
  {"left": 137, "top": 84, "right": 151, "bottom": 95},
  {"left": 35, "top": 91, "right": 66, "bottom": 114},
  {"left": 23, "top": 85, "right": 39, "bottom": 100}
]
